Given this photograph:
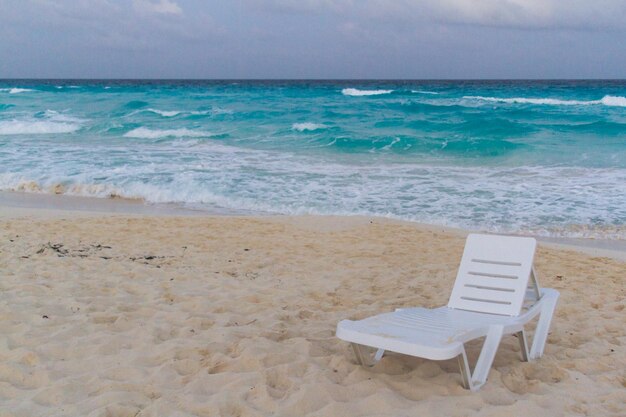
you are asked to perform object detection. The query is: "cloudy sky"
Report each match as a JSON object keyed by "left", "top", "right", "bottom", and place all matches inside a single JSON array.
[{"left": 1, "top": 0, "right": 625, "bottom": 79}]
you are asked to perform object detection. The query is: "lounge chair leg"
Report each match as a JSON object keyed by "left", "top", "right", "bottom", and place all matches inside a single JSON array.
[
  {"left": 455, "top": 325, "right": 504, "bottom": 391},
  {"left": 352, "top": 343, "right": 367, "bottom": 366},
  {"left": 457, "top": 350, "right": 471, "bottom": 390},
  {"left": 471, "top": 325, "right": 504, "bottom": 391},
  {"left": 529, "top": 294, "right": 558, "bottom": 359},
  {"left": 517, "top": 330, "right": 529, "bottom": 362},
  {"left": 351, "top": 343, "right": 384, "bottom": 367},
  {"left": 373, "top": 347, "right": 385, "bottom": 362}
]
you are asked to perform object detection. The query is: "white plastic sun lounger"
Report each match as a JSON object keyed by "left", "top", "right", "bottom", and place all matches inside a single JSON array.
[{"left": 336, "top": 234, "right": 559, "bottom": 391}]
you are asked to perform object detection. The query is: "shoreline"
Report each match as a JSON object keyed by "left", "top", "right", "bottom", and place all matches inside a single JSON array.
[
  {"left": 1, "top": 190, "right": 624, "bottom": 262},
  {"left": 0, "top": 190, "right": 261, "bottom": 217}
]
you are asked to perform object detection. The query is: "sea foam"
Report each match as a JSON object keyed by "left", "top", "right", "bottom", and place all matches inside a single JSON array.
[
  {"left": 124, "top": 127, "right": 213, "bottom": 139},
  {"left": 464, "top": 95, "right": 626, "bottom": 107},
  {"left": 292, "top": 123, "right": 327, "bottom": 132},
  {"left": 342, "top": 88, "right": 393, "bottom": 96},
  {"left": 2, "top": 162, "right": 625, "bottom": 239},
  {"left": 600, "top": 95, "right": 626, "bottom": 107},
  {"left": 145, "top": 109, "right": 183, "bottom": 117},
  {"left": 144, "top": 109, "right": 217, "bottom": 117},
  {"left": 0, "top": 119, "right": 80, "bottom": 135},
  {"left": 0, "top": 88, "right": 33, "bottom": 94}
]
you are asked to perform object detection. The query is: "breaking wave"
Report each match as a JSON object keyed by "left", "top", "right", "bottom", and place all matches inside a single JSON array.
[
  {"left": 123, "top": 127, "right": 214, "bottom": 139},
  {"left": 0, "top": 88, "right": 34, "bottom": 94},
  {"left": 0, "top": 119, "right": 81, "bottom": 135},
  {"left": 145, "top": 109, "right": 182, "bottom": 117},
  {"left": 464, "top": 95, "right": 626, "bottom": 107},
  {"left": 0, "top": 179, "right": 130, "bottom": 200},
  {"left": 342, "top": 88, "right": 393, "bottom": 96},
  {"left": 292, "top": 123, "right": 327, "bottom": 132},
  {"left": 1, "top": 163, "right": 625, "bottom": 240},
  {"left": 144, "top": 108, "right": 214, "bottom": 117}
]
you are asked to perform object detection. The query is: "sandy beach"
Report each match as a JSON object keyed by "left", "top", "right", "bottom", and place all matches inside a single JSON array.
[{"left": 0, "top": 202, "right": 624, "bottom": 416}]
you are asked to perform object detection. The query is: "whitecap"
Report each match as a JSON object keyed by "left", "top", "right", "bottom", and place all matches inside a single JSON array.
[
  {"left": 0, "top": 120, "right": 80, "bottom": 135},
  {"left": 145, "top": 108, "right": 182, "bottom": 117},
  {"left": 380, "top": 137, "right": 401, "bottom": 150},
  {"left": 292, "top": 123, "right": 327, "bottom": 132},
  {"left": 600, "top": 95, "right": 626, "bottom": 107},
  {"left": 42, "top": 110, "right": 85, "bottom": 123},
  {"left": 342, "top": 88, "right": 393, "bottom": 96},
  {"left": 210, "top": 107, "right": 233, "bottom": 115},
  {"left": 123, "top": 127, "right": 213, "bottom": 139},
  {"left": 464, "top": 95, "right": 626, "bottom": 107},
  {"left": 143, "top": 108, "right": 216, "bottom": 117},
  {"left": 411, "top": 90, "right": 439, "bottom": 95},
  {"left": 0, "top": 88, "right": 34, "bottom": 94},
  {"left": 463, "top": 95, "right": 590, "bottom": 105}
]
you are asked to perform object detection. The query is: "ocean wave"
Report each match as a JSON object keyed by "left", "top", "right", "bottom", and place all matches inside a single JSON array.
[
  {"left": 342, "top": 88, "right": 393, "bottom": 96},
  {"left": 411, "top": 90, "right": 439, "bottom": 95},
  {"left": 40, "top": 109, "right": 85, "bottom": 123},
  {"left": 464, "top": 95, "right": 626, "bottom": 107},
  {"left": 144, "top": 108, "right": 215, "bottom": 117},
  {"left": 145, "top": 109, "right": 183, "bottom": 117},
  {"left": 0, "top": 88, "right": 33, "bottom": 94},
  {"left": 292, "top": 123, "right": 327, "bottom": 132},
  {"left": 0, "top": 119, "right": 81, "bottom": 135},
  {"left": 2, "top": 160, "right": 625, "bottom": 240},
  {"left": 0, "top": 179, "right": 136, "bottom": 200},
  {"left": 600, "top": 95, "right": 626, "bottom": 106},
  {"left": 520, "top": 224, "right": 626, "bottom": 240},
  {"left": 124, "top": 100, "right": 149, "bottom": 109},
  {"left": 211, "top": 107, "right": 234, "bottom": 115},
  {"left": 2, "top": 173, "right": 625, "bottom": 240},
  {"left": 123, "top": 127, "right": 214, "bottom": 139}
]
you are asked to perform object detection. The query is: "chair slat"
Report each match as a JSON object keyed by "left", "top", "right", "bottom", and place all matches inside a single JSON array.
[
  {"left": 448, "top": 234, "right": 536, "bottom": 316},
  {"left": 462, "top": 274, "right": 519, "bottom": 291}
]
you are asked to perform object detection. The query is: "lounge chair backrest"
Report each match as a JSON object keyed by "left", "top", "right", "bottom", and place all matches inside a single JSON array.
[{"left": 448, "top": 234, "right": 537, "bottom": 316}]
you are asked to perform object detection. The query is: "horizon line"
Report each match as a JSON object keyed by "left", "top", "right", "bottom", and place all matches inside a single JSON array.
[{"left": 1, "top": 78, "right": 626, "bottom": 82}]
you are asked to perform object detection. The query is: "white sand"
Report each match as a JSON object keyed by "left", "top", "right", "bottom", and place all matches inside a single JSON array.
[{"left": 0, "top": 208, "right": 624, "bottom": 416}]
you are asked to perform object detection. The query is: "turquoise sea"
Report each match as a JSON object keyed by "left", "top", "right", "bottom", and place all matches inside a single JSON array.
[{"left": 1, "top": 80, "right": 625, "bottom": 238}]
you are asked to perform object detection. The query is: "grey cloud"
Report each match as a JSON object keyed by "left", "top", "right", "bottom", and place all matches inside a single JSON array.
[
  {"left": 424, "top": 0, "right": 626, "bottom": 30},
  {"left": 133, "top": 0, "right": 184, "bottom": 16},
  {"left": 252, "top": 0, "right": 626, "bottom": 30},
  {"left": 2, "top": 0, "right": 214, "bottom": 50},
  {"left": 0, "top": 0, "right": 624, "bottom": 78}
]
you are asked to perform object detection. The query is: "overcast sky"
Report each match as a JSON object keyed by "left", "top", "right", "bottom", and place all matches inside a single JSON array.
[{"left": 1, "top": 0, "right": 625, "bottom": 79}]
